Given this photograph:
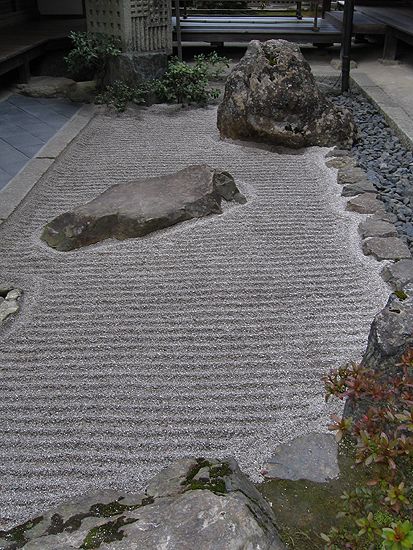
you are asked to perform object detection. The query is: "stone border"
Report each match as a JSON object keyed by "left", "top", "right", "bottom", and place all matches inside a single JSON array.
[
  {"left": 350, "top": 72, "right": 413, "bottom": 151},
  {"left": 0, "top": 104, "right": 96, "bottom": 223}
]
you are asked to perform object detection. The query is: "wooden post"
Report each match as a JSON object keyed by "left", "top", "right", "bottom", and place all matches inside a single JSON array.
[
  {"left": 296, "top": 1, "right": 302, "bottom": 20},
  {"left": 341, "top": 0, "right": 354, "bottom": 92},
  {"left": 383, "top": 28, "right": 398, "bottom": 61},
  {"left": 174, "top": 0, "right": 183, "bottom": 60},
  {"left": 312, "top": 1, "right": 320, "bottom": 32}
]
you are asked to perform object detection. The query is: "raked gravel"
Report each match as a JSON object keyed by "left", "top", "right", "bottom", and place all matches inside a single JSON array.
[{"left": 0, "top": 104, "right": 388, "bottom": 529}]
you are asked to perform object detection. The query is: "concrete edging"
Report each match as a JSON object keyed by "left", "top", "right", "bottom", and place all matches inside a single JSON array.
[
  {"left": 350, "top": 72, "right": 413, "bottom": 150},
  {"left": 0, "top": 103, "right": 96, "bottom": 222}
]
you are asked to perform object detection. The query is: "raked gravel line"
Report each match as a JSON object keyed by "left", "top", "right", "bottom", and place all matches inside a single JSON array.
[{"left": 0, "top": 104, "right": 388, "bottom": 529}]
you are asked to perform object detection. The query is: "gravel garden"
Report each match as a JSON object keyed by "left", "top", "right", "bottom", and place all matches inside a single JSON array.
[{"left": 0, "top": 37, "right": 412, "bottom": 550}]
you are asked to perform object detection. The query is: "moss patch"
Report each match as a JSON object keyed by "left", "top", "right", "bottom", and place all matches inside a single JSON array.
[
  {"left": 184, "top": 458, "right": 231, "bottom": 495},
  {"left": 0, "top": 516, "right": 43, "bottom": 547},
  {"left": 395, "top": 290, "right": 408, "bottom": 301},
  {"left": 80, "top": 516, "right": 137, "bottom": 549},
  {"left": 256, "top": 442, "right": 371, "bottom": 549}
]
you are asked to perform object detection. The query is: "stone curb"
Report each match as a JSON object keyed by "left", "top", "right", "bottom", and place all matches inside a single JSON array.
[
  {"left": 350, "top": 72, "right": 413, "bottom": 151},
  {"left": 0, "top": 104, "right": 96, "bottom": 223}
]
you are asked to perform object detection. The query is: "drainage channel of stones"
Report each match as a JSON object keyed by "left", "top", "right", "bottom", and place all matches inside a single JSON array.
[
  {"left": 325, "top": 149, "right": 413, "bottom": 290},
  {"left": 0, "top": 285, "right": 22, "bottom": 325}
]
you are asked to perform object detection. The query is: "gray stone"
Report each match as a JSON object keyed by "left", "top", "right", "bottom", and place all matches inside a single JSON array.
[
  {"left": 382, "top": 259, "right": 413, "bottom": 290},
  {"left": 262, "top": 433, "right": 339, "bottom": 483},
  {"left": 103, "top": 52, "right": 168, "bottom": 87},
  {"left": 342, "top": 180, "right": 377, "bottom": 197},
  {"left": 346, "top": 194, "right": 386, "bottom": 214},
  {"left": 325, "top": 148, "right": 354, "bottom": 158},
  {"left": 41, "top": 165, "right": 245, "bottom": 252},
  {"left": 2, "top": 459, "right": 284, "bottom": 550},
  {"left": 362, "top": 237, "right": 411, "bottom": 261},
  {"left": 0, "top": 299, "right": 19, "bottom": 323},
  {"left": 325, "top": 155, "right": 357, "bottom": 170},
  {"left": 338, "top": 166, "right": 371, "bottom": 186},
  {"left": 17, "top": 76, "right": 96, "bottom": 103},
  {"left": 344, "top": 293, "right": 413, "bottom": 419},
  {"left": 217, "top": 40, "right": 355, "bottom": 149},
  {"left": 6, "top": 288, "right": 22, "bottom": 300},
  {"left": 17, "top": 76, "right": 76, "bottom": 98},
  {"left": 359, "top": 218, "right": 398, "bottom": 239}
]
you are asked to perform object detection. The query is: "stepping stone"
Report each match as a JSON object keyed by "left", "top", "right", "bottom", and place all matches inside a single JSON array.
[
  {"left": 382, "top": 259, "right": 413, "bottom": 290},
  {"left": 325, "top": 156, "right": 357, "bottom": 170},
  {"left": 346, "top": 194, "right": 385, "bottom": 214},
  {"left": 262, "top": 433, "right": 339, "bottom": 483},
  {"left": 362, "top": 237, "right": 411, "bottom": 261},
  {"left": 338, "top": 166, "right": 370, "bottom": 186},
  {"left": 342, "top": 180, "right": 376, "bottom": 197},
  {"left": 359, "top": 218, "right": 398, "bottom": 239}
]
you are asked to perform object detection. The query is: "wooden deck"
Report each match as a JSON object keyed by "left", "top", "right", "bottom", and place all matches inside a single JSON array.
[
  {"left": 0, "top": 18, "right": 85, "bottom": 81},
  {"left": 325, "top": 10, "right": 386, "bottom": 34}
]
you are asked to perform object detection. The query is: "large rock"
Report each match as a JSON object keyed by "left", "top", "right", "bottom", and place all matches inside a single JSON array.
[
  {"left": 103, "top": 52, "right": 168, "bottom": 87},
  {"left": 17, "top": 76, "right": 96, "bottom": 102},
  {"left": 41, "top": 165, "right": 245, "bottom": 251},
  {"left": 0, "top": 458, "right": 285, "bottom": 549},
  {"left": 217, "top": 40, "right": 355, "bottom": 149}
]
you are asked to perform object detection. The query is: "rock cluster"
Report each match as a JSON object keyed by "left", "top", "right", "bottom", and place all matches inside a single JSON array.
[
  {"left": 41, "top": 165, "right": 245, "bottom": 251},
  {"left": 332, "top": 93, "right": 413, "bottom": 249},
  {"left": 0, "top": 285, "right": 22, "bottom": 324},
  {"left": 0, "top": 458, "right": 284, "bottom": 549},
  {"left": 217, "top": 39, "right": 355, "bottom": 149},
  {"left": 17, "top": 76, "right": 96, "bottom": 103}
]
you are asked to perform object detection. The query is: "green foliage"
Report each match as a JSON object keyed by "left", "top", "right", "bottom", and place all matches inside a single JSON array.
[
  {"left": 95, "top": 80, "right": 152, "bottom": 112},
  {"left": 64, "top": 31, "right": 121, "bottom": 82},
  {"left": 95, "top": 53, "right": 229, "bottom": 111},
  {"left": 321, "top": 349, "right": 413, "bottom": 549}
]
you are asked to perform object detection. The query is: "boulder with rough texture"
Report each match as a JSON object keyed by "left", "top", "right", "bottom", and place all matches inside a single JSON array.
[
  {"left": 0, "top": 458, "right": 285, "bottom": 549},
  {"left": 344, "top": 292, "right": 413, "bottom": 418},
  {"left": 41, "top": 165, "right": 245, "bottom": 251},
  {"left": 382, "top": 259, "right": 413, "bottom": 290},
  {"left": 103, "top": 52, "right": 168, "bottom": 87},
  {"left": 217, "top": 40, "right": 355, "bottom": 149}
]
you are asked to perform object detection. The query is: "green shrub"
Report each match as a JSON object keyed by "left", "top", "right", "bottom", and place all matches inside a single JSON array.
[
  {"left": 95, "top": 53, "right": 229, "bottom": 111},
  {"left": 321, "top": 350, "right": 413, "bottom": 549},
  {"left": 64, "top": 31, "right": 121, "bottom": 83}
]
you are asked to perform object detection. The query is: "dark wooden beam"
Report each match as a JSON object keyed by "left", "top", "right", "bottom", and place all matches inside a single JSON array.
[{"left": 341, "top": 0, "right": 355, "bottom": 92}]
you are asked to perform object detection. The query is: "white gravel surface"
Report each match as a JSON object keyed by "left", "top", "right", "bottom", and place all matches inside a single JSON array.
[{"left": 0, "top": 105, "right": 388, "bottom": 528}]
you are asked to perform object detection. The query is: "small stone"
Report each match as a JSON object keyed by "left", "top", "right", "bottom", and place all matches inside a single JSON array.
[
  {"left": 341, "top": 180, "right": 377, "bottom": 197},
  {"left": 362, "top": 237, "right": 411, "bottom": 261},
  {"left": 338, "top": 166, "right": 371, "bottom": 186},
  {"left": 346, "top": 194, "right": 385, "bottom": 214},
  {"left": 381, "top": 259, "right": 413, "bottom": 290},
  {"left": 358, "top": 219, "right": 398, "bottom": 239},
  {"left": 325, "top": 156, "right": 357, "bottom": 170},
  {"left": 193, "top": 467, "right": 210, "bottom": 483},
  {"left": 325, "top": 148, "right": 353, "bottom": 158},
  {"left": 330, "top": 59, "right": 358, "bottom": 70},
  {"left": 6, "top": 289, "right": 21, "bottom": 301},
  {"left": 0, "top": 299, "right": 19, "bottom": 323}
]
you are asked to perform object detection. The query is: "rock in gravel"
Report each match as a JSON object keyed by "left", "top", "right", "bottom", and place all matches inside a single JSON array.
[
  {"left": 217, "top": 39, "right": 355, "bottom": 149},
  {"left": 262, "top": 433, "right": 339, "bottom": 483},
  {"left": 344, "top": 292, "right": 413, "bottom": 419},
  {"left": 41, "top": 165, "right": 245, "bottom": 251},
  {"left": 0, "top": 458, "right": 285, "bottom": 550},
  {"left": 346, "top": 194, "right": 385, "bottom": 214},
  {"left": 0, "top": 286, "right": 22, "bottom": 324},
  {"left": 381, "top": 259, "right": 413, "bottom": 290},
  {"left": 359, "top": 218, "right": 398, "bottom": 239},
  {"left": 337, "top": 166, "right": 371, "bottom": 186},
  {"left": 17, "top": 76, "right": 96, "bottom": 102},
  {"left": 342, "top": 180, "right": 377, "bottom": 197},
  {"left": 362, "top": 237, "right": 411, "bottom": 261}
]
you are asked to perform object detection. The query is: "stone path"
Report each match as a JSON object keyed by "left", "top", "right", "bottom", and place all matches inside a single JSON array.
[
  {"left": 0, "top": 105, "right": 388, "bottom": 529},
  {"left": 0, "top": 95, "right": 80, "bottom": 190}
]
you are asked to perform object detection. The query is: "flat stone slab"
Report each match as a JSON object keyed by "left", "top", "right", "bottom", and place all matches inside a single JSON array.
[
  {"left": 262, "top": 433, "right": 339, "bottom": 483},
  {"left": 362, "top": 237, "right": 411, "bottom": 261},
  {"left": 338, "top": 166, "right": 371, "bottom": 186},
  {"left": 325, "top": 156, "right": 357, "bottom": 170},
  {"left": 359, "top": 218, "right": 398, "bottom": 239},
  {"left": 41, "top": 165, "right": 245, "bottom": 251},
  {"left": 381, "top": 259, "right": 413, "bottom": 290},
  {"left": 342, "top": 180, "right": 377, "bottom": 197},
  {"left": 346, "top": 194, "right": 385, "bottom": 214}
]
